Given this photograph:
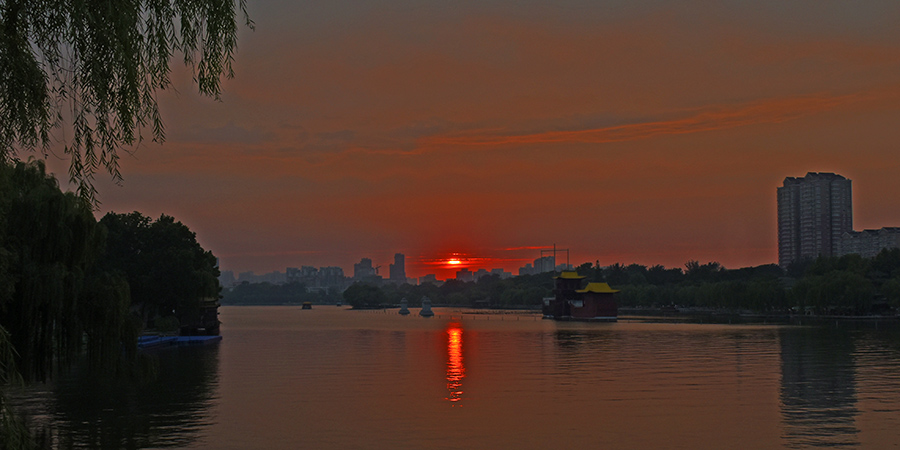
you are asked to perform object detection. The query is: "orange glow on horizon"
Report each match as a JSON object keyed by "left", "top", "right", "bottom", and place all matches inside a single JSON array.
[
  {"left": 412, "top": 251, "right": 535, "bottom": 279},
  {"left": 88, "top": 3, "right": 900, "bottom": 279}
]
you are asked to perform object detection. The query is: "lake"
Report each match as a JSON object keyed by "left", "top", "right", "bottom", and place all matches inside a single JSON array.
[{"left": 15, "top": 306, "right": 900, "bottom": 449}]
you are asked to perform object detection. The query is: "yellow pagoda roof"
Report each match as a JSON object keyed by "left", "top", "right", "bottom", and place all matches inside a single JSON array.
[
  {"left": 576, "top": 282, "right": 620, "bottom": 294},
  {"left": 555, "top": 271, "right": 585, "bottom": 280}
]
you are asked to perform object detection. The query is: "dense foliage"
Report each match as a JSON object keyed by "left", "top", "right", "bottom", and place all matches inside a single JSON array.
[
  {"left": 0, "top": 160, "right": 221, "bottom": 448},
  {"left": 790, "top": 250, "right": 900, "bottom": 314},
  {"left": 0, "top": 159, "right": 137, "bottom": 383},
  {"left": 0, "top": 0, "right": 251, "bottom": 201},
  {"left": 222, "top": 282, "right": 341, "bottom": 306},
  {"left": 99, "top": 212, "right": 221, "bottom": 328},
  {"left": 343, "top": 283, "right": 388, "bottom": 309}
]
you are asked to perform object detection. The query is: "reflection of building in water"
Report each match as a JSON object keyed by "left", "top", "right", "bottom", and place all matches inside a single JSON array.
[
  {"left": 446, "top": 324, "right": 465, "bottom": 404},
  {"left": 780, "top": 327, "right": 859, "bottom": 447}
]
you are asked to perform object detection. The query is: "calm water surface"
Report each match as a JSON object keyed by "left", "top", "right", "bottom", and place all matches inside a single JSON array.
[{"left": 20, "top": 306, "right": 900, "bottom": 449}]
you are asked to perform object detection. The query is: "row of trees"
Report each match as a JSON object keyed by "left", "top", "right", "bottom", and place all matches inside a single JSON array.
[
  {"left": 222, "top": 281, "right": 341, "bottom": 306},
  {"left": 338, "top": 266, "right": 785, "bottom": 311},
  {"left": 1, "top": 160, "right": 221, "bottom": 447},
  {"left": 332, "top": 251, "right": 900, "bottom": 314},
  {"left": 611, "top": 252, "right": 900, "bottom": 314},
  {"left": 790, "top": 250, "right": 900, "bottom": 315}
]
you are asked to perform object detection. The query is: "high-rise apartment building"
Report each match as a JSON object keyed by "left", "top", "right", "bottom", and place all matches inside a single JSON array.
[{"left": 778, "top": 172, "right": 852, "bottom": 268}]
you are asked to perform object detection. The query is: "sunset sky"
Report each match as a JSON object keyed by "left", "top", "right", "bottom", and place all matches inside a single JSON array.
[{"left": 47, "top": 0, "right": 900, "bottom": 279}]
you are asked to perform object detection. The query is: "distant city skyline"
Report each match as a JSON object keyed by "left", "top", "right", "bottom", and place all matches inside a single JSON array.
[{"left": 221, "top": 248, "right": 572, "bottom": 282}]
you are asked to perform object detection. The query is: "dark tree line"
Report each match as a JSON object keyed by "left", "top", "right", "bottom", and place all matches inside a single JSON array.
[
  {"left": 340, "top": 272, "right": 557, "bottom": 309},
  {"left": 332, "top": 252, "right": 900, "bottom": 315},
  {"left": 1, "top": 160, "right": 221, "bottom": 448},
  {"left": 790, "top": 250, "right": 900, "bottom": 315},
  {"left": 0, "top": 160, "right": 135, "bottom": 383},
  {"left": 99, "top": 212, "right": 221, "bottom": 329},
  {"left": 334, "top": 262, "right": 786, "bottom": 311},
  {"left": 0, "top": 160, "right": 220, "bottom": 380},
  {"left": 222, "top": 282, "right": 342, "bottom": 306}
]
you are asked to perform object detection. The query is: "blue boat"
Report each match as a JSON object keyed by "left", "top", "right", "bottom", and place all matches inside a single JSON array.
[{"left": 137, "top": 335, "right": 178, "bottom": 349}]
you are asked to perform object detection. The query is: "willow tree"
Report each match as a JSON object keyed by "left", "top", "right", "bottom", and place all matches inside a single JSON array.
[
  {"left": 0, "top": 0, "right": 252, "bottom": 201},
  {"left": 0, "top": 159, "right": 106, "bottom": 382}
]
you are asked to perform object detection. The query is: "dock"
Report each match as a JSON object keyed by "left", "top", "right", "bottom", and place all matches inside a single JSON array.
[{"left": 137, "top": 334, "right": 222, "bottom": 349}]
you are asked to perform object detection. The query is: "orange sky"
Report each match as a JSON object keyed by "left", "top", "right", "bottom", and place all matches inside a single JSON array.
[{"left": 42, "top": 1, "right": 900, "bottom": 278}]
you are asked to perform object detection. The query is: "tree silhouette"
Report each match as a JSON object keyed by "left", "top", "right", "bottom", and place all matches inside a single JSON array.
[{"left": 0, "top": 0, "right": 252, "bottom": 201}]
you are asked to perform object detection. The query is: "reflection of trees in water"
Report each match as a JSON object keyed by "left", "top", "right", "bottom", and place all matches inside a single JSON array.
[
  {"left": 551, "top": 329, "right": 618, "bottom": 384},
  {"left": 779, "top": 327, "right": 858, "bottom": 448},
  {"left": 35, "top": 345, "right": 219, "bottom": 449}
]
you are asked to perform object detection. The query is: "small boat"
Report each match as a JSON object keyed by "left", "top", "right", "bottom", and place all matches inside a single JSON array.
[{"left": 137, "top": 334, "right": 177, "bottom": 349}]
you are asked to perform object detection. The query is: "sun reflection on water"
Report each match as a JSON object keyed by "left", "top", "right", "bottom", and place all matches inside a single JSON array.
[{"left": 446, "top": 323, "right": 465, "bottom": 405}]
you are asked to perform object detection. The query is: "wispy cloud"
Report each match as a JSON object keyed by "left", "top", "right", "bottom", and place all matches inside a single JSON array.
[
  {"left": 419, "top": 92, "right": 872, "bottom": 148},
  {"left": 217, "top": 250, "right": 323, "bottom": 258}
]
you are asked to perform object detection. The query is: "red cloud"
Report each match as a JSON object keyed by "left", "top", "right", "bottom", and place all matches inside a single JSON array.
[{"left": 419, "top": 92, "right": 873, "bottom": 148}]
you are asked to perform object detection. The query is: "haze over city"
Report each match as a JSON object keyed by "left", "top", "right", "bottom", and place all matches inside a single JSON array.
[{"left": 43, "top": 0, "right": 900, "bottom": 278}]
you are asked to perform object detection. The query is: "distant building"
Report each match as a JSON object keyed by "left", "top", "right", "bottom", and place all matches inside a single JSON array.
[
  {"left": 535, "top": 256, "right": 556, "bottom": 273},
  {"left": 518, "top": 263, "right": 535, "bottom": 276},
  {"left": 542, "top": 271, "right": 618, "bottom": 321},
  {"left": 518, "top": 256, "right": 557, "bottom": 275},
  {"left": 473, "top": 268, "right": 512, "bottom": 280},
  {"left": 840, "top": 228, "right": 900, "bottom": 259},
  {"left": 285, "top": 265, "right": 347, "bottom": 292},
  {"left": 218, "top": 270, "right": 236, "bottom": 288},
  {"left": 778, "top": 172, "right": 852, "bottom": 268},
  {"left": 353, "top": 258, "right": 377, "bottom": 280},
  {"left": 286, "top": 266, "right": 317, "bottom": 284},
  {"left": 318, "top": 266, "right": 346, "bottom": 287},
  {"left": 456, "top": 268, "right": 474, "bottom": 283},
  {"left": 389, "top": 253, "right": 406, "bottom": 283},
  {"left": 419, "top": 274, "right": 440, "bottom": 285},
  {"left": 236, "top": 270, "right": 286, "bottom": 284},
  {"left": 237, "top": 271, "right": 255, "bottom": 283}
]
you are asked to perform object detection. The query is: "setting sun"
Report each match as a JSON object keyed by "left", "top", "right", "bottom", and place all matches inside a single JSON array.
[{"left": 447, "top": 259, "right": 462, "bottom": 265}]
